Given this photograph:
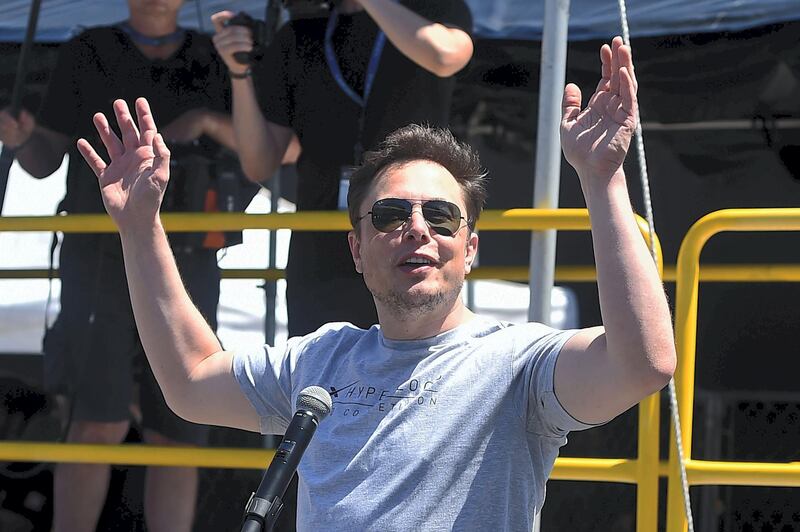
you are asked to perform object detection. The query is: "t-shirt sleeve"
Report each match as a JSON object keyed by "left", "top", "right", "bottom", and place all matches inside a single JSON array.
[
  {"left": 519, "top": 326, "right": 601, "bottom": 437},
  {"left": 252, "top": 23, "right": 294, "bottom": 129},
  {"left": 232, "top": 340, "right": 298, "bottom": 434},
  {"left": 36, "top": 34, "right": 87, "bottom": 137},
  {"left": 401, "top": 0, "right": 473, "bottom": 35}
]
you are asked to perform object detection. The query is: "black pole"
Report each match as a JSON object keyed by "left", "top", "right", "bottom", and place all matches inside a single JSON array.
[
  {"left": 0, "top": 0, "right": 43, "bottom": 215},
  {"left": 262, "top": 0, "right": 281, "bottom": 45},
  {"left": 262, "top": 0, "right": 283, "bottom": 345}
]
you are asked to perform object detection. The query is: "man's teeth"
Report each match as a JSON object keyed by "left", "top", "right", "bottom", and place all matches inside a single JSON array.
[{"left": 406, "top": 258, "right": 431, "bottom": 264}]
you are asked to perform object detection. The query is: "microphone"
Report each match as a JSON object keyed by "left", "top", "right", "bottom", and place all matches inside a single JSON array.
[{"left": 240, "top": 385, "right": 333, "bottom": 532}]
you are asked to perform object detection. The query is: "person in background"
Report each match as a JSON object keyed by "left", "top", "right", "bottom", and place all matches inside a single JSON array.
[
  {"left": 211, "top": 0, "right": 474, "bottom": 337},
  {"left": 0, "top": 1, "right": 237, "bottom": 530}
]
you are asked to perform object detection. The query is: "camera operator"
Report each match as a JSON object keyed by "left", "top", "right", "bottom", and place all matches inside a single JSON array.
[
  {"left": 0, "top": 1, "right": 243, "bottom": 531},
  {"left": 211, "top": 0, "right": 474, "bottom": 338}
]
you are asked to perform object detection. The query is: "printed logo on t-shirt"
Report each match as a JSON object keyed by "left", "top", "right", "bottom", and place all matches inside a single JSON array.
[{"left": 327, "top": 374, "right": 442, "bottom": 418}]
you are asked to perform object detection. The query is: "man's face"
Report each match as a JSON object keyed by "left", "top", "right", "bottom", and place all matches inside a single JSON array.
[
  {"left": 127, "top": 0, "right": 184, "bottom": 16},
  {"left": 348, "top": 160, "right": 479, "bottom": 316}
]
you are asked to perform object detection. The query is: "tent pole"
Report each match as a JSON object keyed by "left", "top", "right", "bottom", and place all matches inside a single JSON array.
[
  {"left": 528, "top": 0, "right": 570, "bottom": 326},
  {"left": 0, "top": 0, "right": 43, "bottom": 215}
]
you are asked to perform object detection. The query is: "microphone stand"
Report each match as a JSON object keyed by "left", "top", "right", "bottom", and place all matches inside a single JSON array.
[{"left": 240, "top": 493, "right": 284, "bottom": 532}]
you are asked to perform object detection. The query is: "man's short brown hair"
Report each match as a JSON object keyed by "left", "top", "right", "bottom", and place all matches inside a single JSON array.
[{"left": 347, "top": 124, "right": 488, "bottom": 233}]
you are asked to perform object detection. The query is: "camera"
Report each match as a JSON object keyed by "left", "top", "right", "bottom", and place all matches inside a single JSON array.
[
  {"left": 224, "top": 1, "right": 343, "bottom": 61},
  {"left": 224, "top": 12, "right": 269, "bottom": 65}
]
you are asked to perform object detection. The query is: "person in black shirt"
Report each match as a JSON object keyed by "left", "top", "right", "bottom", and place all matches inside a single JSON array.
[
  {"left": 0, "top": 1, "right": 236, "bottom": 530},
  {"left": 211, "top": 0, "right": 474, "bottom": 337}
]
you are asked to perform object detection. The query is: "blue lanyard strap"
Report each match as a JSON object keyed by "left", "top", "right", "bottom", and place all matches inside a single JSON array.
[{"left": 324, "top": 8, "right": 387, "bottom": 108}]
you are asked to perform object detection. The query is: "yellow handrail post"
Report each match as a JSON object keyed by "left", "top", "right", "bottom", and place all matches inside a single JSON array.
[
  {"left": 636, "top": 392, "right": 661, "bottom": 532},
  {"left": 667, "top": 213, "right": 710, "bottom": 532},
  {"left": 668, "top": 208, "right": 800, "bottom": 532}
]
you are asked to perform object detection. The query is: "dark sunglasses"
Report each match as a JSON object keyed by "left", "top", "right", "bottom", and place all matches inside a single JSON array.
[{"left": 356, "top": 198, "right": 469, "bottom": 237}]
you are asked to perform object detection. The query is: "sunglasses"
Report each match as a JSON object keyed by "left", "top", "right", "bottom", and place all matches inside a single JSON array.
[{"left": 356, "top": 198, "right": 469, "bottom": 237}]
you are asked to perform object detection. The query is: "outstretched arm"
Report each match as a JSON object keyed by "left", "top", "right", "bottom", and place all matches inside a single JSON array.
[
  {"left": 77, "top": 97, "right": 259, "bottom": 432},
  {"left": 358, "top": 0, "right": 473, "bottom": 77},
  {"left": 554, "top": 37, "right": 676, "bottom": 424}
]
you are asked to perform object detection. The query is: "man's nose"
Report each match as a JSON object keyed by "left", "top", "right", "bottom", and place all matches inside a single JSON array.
[{"left": 404, "top": 207, "right": 431, "bottom": 241}]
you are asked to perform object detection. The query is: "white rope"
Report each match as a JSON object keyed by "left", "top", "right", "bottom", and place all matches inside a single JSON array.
[{"left": 617, "top": 1, "right": 695, "bottom": 529}]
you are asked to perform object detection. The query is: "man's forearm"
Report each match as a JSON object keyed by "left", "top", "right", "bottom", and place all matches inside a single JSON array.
[
  {"left": 203, "top": 110, "right": 238, "bottom": 152},
  {"left": 119, "top": 221, "right": 223, "bottom": 416},
  {"left": 358, "top": 0, "right": 472, "bottom": 77},
  {"left": 583, "top": 173, "right": 676, "bottom": 380},
  {"left": 230, "top": 77, "right": 287, "bottom": 183}
]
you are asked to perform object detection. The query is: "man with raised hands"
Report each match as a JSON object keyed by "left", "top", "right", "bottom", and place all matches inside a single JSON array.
[{"left": 77, "top": 37, "right": 675, "bottom": 529}]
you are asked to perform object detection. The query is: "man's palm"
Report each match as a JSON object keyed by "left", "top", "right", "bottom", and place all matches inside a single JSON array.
[
  {"left": 561, "top": 37, "right": 638, "bottom": 180},
  {"left": 77, "top": 98, "right": 171, "bottom": 228}
]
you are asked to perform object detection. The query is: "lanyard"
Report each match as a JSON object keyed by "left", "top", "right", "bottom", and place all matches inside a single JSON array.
[
  {"left": 324, "top": 8, "right": 386, "bottom": 107},
  {"left": 324, "top": 7, "right": 387, "bottom": 161}
]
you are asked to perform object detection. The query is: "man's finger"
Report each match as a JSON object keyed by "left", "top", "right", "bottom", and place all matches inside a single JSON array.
[
  {"left": 600, "top": 43, "right": 612, "bottom": 82},
  {"left": 211, "top": 10, "right": 234, "bottom": 33},
  {"left": 609, "top": 38, "right": 621, "bottom": 94},
  {"left": 561, "top": 83, "right": 582, "bottom": 123},
  {"left": 620, "top": 67, "right": 637, "bottom": 118},
  {"left": 619, "top": 45, "right": 638, "bottom": 93},
  {"left": 135, "top": 98, "right": 158, "bottom": 145},
  {"left": 76, "top": 138, "right": 108, "bottom": 179},
  {"left": 153, "top": 133, "right": 171, "bottom": 175},
  {"left": 114, "top": 99, "right": 140, "bottom": 150},
  {"left": 213, "top": 31, "right": 254, "bottom": 51},
  {"left": 93, "top": 112, "right": 124, "bottom": 160}
]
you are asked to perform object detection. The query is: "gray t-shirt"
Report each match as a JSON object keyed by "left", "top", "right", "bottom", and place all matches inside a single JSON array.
[{"left": 233, "top": 315, "right": 595, "bottom": 531}]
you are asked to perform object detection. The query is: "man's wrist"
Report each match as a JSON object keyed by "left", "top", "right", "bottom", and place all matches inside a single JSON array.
[
  {"left": 229, "top": 67, "right": 252, "bottom": 80},
  {"left": 579, "top": 170, "right": 629, "bottom": 201}
]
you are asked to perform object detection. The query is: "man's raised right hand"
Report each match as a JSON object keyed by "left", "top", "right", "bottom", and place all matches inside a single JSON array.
[{"left": 76, "top": 97, "right": 170, "bottom": 232}]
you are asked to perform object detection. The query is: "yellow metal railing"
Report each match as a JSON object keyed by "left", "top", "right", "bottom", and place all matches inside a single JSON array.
[
  {"left": 8, "top": 263, "right": 800, "bottom": 282},
  {"left": 667, "top": 208, "right": 800, "bottom": 532},
  {"left": 0, "top": 208, "right": 664, "bottom": 531},
  {"left": 6, "top": 209, "right": 798, "bottom": 283},
  {"left": 6, "top": 208, "right": 800, "bottom": 528}
]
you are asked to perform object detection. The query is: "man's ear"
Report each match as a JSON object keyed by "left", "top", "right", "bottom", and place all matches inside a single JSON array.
[
  {"left": 348, "top": 230, "right": 363, "bottom": 273},
  {"left": 464, "top": 231, "right": 479, "bottom": 274}
]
